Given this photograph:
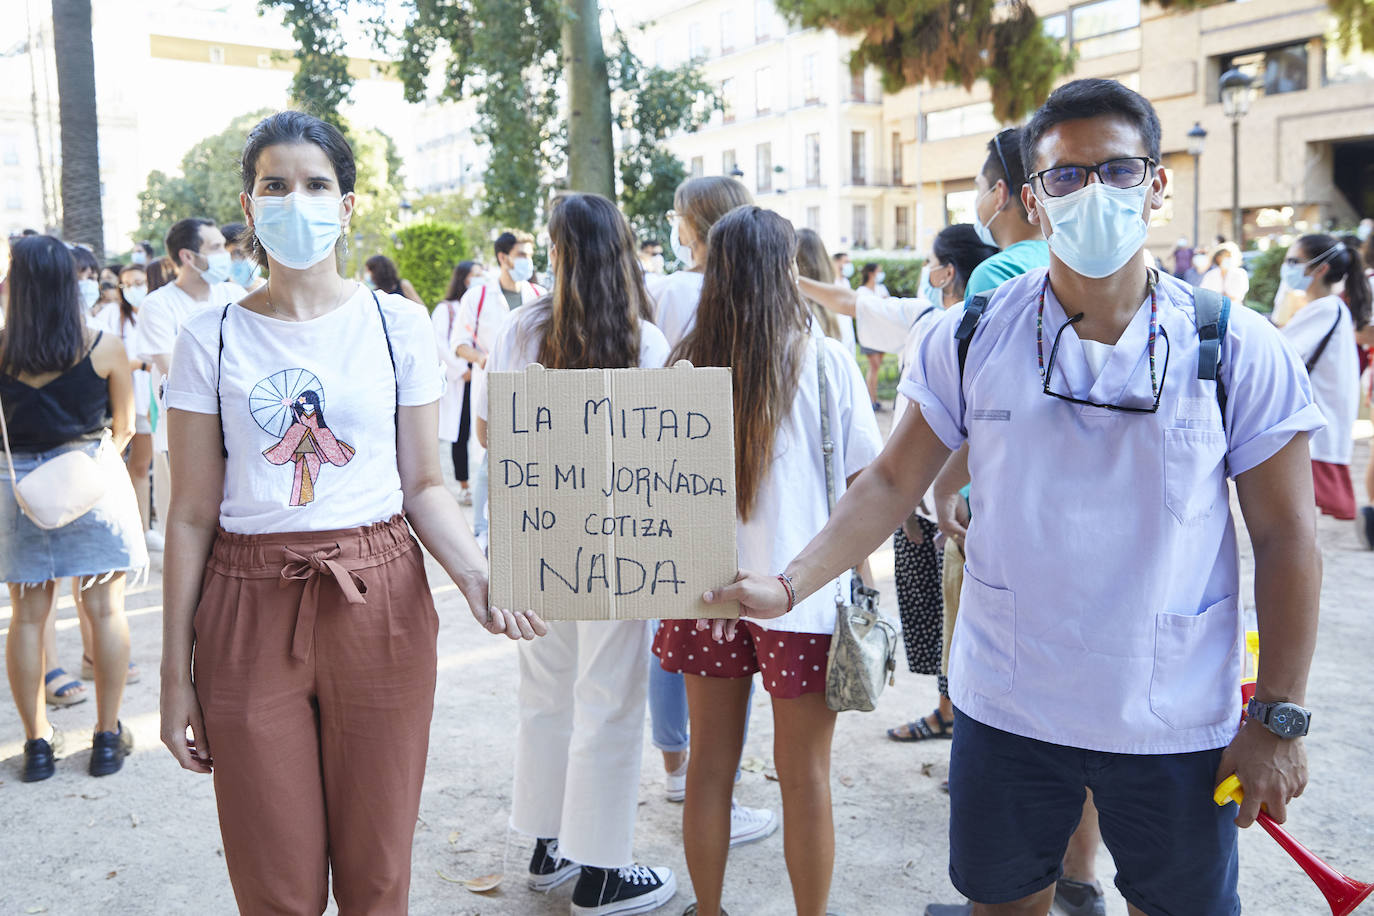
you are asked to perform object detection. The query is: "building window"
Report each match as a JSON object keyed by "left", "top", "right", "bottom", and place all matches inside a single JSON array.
[
  {"left": 754, "top": 0, "right": 771, "bottom": 43},
  {"left": 805, "top": 133, "right": 821, "bottom": 186},
  {"left": 690, "top": 156, "right": 704, "bottom": 178},
  {"left": 722, "top": 148, "right": 737, "bottom": 175},
  {"left": 923, "top": 101, "right": 1000, "bottom": 142},
  {"left": 894, "top": 206, "right": 911, "bottom": 247},
  {"left": 1043, "top": 14, "right": 1067, "bottom": 40},
  {"left": 720, "top": 11, "right": 735, "bottom": 54},
  {"left": 1070, "top": 0, "right": 1140, "bottom": 59},
  {"left": 755, "top": 143, "right": 772, "bottom": 192},
  {"left": 806, "top": 206, "right": 820, "bottom": 231},
  {"left": 1, "top": 134, "right": 19, "bottom": 166},
  {"left": 755, "top": 67, "right": 772, "bottom": 115},
  {"left": 1326, "top": 39, "right": 1374, "bottom": 85},
  {"left": 850, "top": 131, "right": 866, "bottom": 185},
  {"left": 851, "top": 204, "right": 869, "bottom": 248},
  {"left": 850, "top": 69, "right": 866, "bottom": 102},
  {"left": 688, "top": 23, "right": 705, "bottom": 61},
  {"left": 945, "top": 188, "right": 978, "bottom": 226},
  {"left": 721, "top": 78, "right": 736, "bottom": 123},
  {"left": 891, "top": 132, "right": 903, "bottom": 185},
  {"left": 803, "top": 54, "right": 819, "bottom": 103},
  {"left": 1220, "top": 43, "right": 1310, "bottom": 97}
]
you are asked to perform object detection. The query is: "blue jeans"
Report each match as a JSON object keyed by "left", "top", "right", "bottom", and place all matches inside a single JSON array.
[
  {"left": 472, "top": 453, "right": 489, "bottom": 539},
  {"left": 648, "top": 622, "right": 752, "bottom": 764}
]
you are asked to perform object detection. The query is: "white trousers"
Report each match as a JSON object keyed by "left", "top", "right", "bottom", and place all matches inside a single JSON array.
[{"left": 511, "top": 619, "right": 651, "bottom": 868}]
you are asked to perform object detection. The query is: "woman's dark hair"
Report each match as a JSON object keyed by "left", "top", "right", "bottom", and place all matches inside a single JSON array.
[
  {"left": 521, "top": 193, "right": 649, "bottom": 372},
  {"left": 860, "top": 261, "right": 881, "bottom": 284},
  {"left": 116, "top": 264, "right": 146, "bottom": 332},
  {"left": 932, "top": 224, "right": 999, "bottom": 301},
  {"left": 365, "top": 255, "right": 402, "bottom": 295},
  {"left": 1021, "top": 78, "right": 1161, "bottom": 173},
  {"left": 1297, "top": 233, "right": 1371, "bottom": 330},
  {"left": 673, "top": 206, "right": 811, "bottom": 520},
  {"left": 1, "top": 235, "right": 88, "bottom": 376},
  {"left": 291, "top": 389, "right": 329, "bottom": 429},
  {"left": 146, "top": 256, "right": 176, "bottom": 292},
  {"left": 70, "top": 244, "right": 99, "bottom": 277},
  {"left": 795, "top": 228, "right": 840, "bottom": 340},
  {"left": 221, "top": 222, "right": 249, "bottom": 246},
  {"left": 444, "top": 260, "right": 479, "bottom": 302},
  {"left": 240, "top": 111, "right": 356, "bottom": 267}
]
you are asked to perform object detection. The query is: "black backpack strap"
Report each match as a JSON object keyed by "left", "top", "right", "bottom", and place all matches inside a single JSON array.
[
  {"left": 1192, "top": 287, "right": 1231, "bottom": 429},
  {"left": 955, "top": 295, "right": 990, "bottom": 384},
  {"left": 217, "top": 303, "right": 230, "bottom": 459},
  {"left": 1304, "top": 309, "right": 1343, "bottom": 373}
]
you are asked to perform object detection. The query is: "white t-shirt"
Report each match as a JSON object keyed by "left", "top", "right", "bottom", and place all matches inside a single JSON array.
[
  {"left": 1282, "top": 294, "right": 1357, "bottom": 464},
  {"left": 743, "top": 336, "right": 882, "bottom": 634},
  {"left": 432, "top": 299, "right": 469, "bottom": 443},
  {"left": 473, "top": 304, "right": 671, "bottom": 425},
  {"left": 651, "top": 270, "right": 705, "bottom": 350},
  {"left": 91, "top": 304, "right": 151, "bottom": 419},
  {"left": 1199, "top": 266, "right": 1249, "bottom": 304},
  {"left": 165, "top": 287, "right": 444, "bottom": 534}
]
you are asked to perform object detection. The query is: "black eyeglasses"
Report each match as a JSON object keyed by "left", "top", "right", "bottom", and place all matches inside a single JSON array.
[
  {"left": 1029, "top": 157, "right": 1156, "bottom": 198},
  {"left": 1041, "top": 313, "right": 1170, "bottom": 413}
]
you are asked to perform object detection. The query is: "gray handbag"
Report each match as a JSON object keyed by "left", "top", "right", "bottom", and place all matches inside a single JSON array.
[{"left": 816, "top": 343, "right": 897, "bottom": 713}]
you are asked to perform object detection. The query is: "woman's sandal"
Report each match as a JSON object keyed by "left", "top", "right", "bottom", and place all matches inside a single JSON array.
[
  {"left": 81, "top": 656, "right": 141, "bottom": 685},
  {"left": 886, "top": 708, "right": 954, "bottom": 742},
  {"left": 44, "top": 668, "right": 88, "bottom": 707}
]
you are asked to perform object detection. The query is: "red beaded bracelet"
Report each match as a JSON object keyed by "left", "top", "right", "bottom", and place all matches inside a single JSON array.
[{"left": 776, "top": 573, "right": 796, "bottom": 614}]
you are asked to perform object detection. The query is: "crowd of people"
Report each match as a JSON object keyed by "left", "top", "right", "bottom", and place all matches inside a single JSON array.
[{"left": 1, "top": 76, "right": 1372, "bottom": 916}]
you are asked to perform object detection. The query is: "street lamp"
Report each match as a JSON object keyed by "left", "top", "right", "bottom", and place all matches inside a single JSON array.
[
  {"left": 729, "top": 166, "right": 744, "bottom": 179},
  {"left": 1186, "top": 121, "right": 1207, "bottom": 249},
  {"left": 1219, "top": 67, "right": 1254, "bottom": 246}
]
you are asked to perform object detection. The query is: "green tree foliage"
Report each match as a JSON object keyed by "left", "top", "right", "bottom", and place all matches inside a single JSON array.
[
  {"left": 776, "top": 0, "right": 1073, "bottom": 122},
  {"left": 387, "top": 221, "right": 473, "bottom": 308},
  {"left": 848, "top": 257, "right": 926, "bottom": 299},
  {"left": 263, "top": 0, "right": 371, "bottom": 128},
  {"left": 611, "top": 41, "right": 720, "bottom": 245},
  {"left": 409, "top": 189, "right": 503, "bottom": 258},
  {"left": 1245, "top": 245, "right": 1283, "bottom": 315}
]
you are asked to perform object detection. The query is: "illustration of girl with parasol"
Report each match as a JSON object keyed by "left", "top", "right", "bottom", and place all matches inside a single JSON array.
[{"left": 255, "top": 370, "right": 354, "bottom": 506}]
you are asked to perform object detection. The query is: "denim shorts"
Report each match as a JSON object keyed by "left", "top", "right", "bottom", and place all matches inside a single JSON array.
[
  {"left": 948, "top": 708, "right": 1240, "bottom": 915},
  {"left": 0, "top": 436, "right": 148, "bottom": 584}
]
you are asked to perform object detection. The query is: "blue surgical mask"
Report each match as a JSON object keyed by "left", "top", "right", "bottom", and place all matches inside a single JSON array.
[
  {"left": 669, "top": 220, "right": 694, "bottom": 269},
  {"left": 1279, "top": 262, "right": 1311, "bottom": 293},
  {"left": 250, "top": 193, "right": 343, "bottom": 270},
  {"left": 841, "top": 261, "right": 855, "bottom": 279},
  {"left": 973, "top": 187, "right": 1005, "bottom": 249},
  {"left": 875, "top": 270, "right": 886, "bottom": 285},
  {"left": 78, "top": 278, "right": 100, "bottom": 309},
  {"left": 229, "top": 258, "right": 259, "bottom": 288},
  {"left": 195, "top": 251, "right": 233, "bottom": 285},
  {"left": 511, "top": 256, "right": 534, "bottom": 284},
  {"left": 1038, "top": 181, "right": 1150, "bottom": 279}
]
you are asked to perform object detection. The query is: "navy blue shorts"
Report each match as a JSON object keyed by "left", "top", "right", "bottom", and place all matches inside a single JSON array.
[{"left": 948, "top": 709, "right": 1240, "bottom": 915}]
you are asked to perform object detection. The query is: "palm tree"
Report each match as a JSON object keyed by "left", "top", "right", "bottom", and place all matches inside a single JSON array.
[{"left": 50, "top": 0, "right": 103, "bottom": 259}]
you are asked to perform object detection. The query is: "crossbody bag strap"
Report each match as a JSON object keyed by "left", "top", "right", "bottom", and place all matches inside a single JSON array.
[
  {"left": 217, "top": 303, "right": 230, "bottom": 458},
  {"left": 0, "top": 388, "right": 21, "bottom": 493},
  {"left": 369, "top": 289, "right": 400, "bottom": 427},
  {"left": 1305, "top": 309, "right": 1344, "bottom": 373},
  {"left": 817, "top": 339, "right": 837, "bottom": 515}
]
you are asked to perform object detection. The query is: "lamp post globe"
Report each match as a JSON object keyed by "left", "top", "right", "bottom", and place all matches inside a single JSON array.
[{"left": 1219, "top": 68, "right": 1254, "bottom": 245}]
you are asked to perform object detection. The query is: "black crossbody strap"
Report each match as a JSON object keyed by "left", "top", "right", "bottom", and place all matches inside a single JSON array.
[{"left": 1304, "top": 309, "right": 1343, "bottom": 373}]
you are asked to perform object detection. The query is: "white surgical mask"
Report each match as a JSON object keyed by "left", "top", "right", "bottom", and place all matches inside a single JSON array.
[
  {"left": 649, "top": 253, "right": 665, "bottom": 273},
  {"left": 1038, "top": 181, "right": 1150, "bottom": 279},
  {"left": 195, "top": 251, "right": 233, "bottom": 284},
  {"left": 841, "top": 261, "right": 855, "bottom": 279},
  {"left": 250, "top": 193, "right": 343, "bottom": 270},
  {"left": 78, "top": 278, "right": 100, "bottom": 309},
  {"left": 973, "top": 187, "right": 1005, "bottom": 249},
  {"left": 130, "top": 250, "right": 148, "bottom": 266},
  {"left": 669, "top": 220, "right": 694, "bottom": 270},
  {"left": 510, "top": 256, "right": 534, "bottom": 284},
  {"left": 875, "top": 270, "right": 886, "bottom": 285},
  {"left": 1279, "top": 262, "right": 1312, "bottom": 294},
  {"left": 124, "top": 284, "right": 147, "bottom": 307}
]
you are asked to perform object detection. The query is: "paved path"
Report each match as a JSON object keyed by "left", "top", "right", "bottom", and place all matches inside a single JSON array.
[{"left": 2, "top": 422, "right": 1372, "bottom": 915}]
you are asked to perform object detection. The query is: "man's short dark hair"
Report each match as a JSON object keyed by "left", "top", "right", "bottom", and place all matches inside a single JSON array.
[
  {"left": 981, "top": 127, "right": 1030, "bottom": 222},
  {"left": 494, "top": 231, "right": 518, "bottom": 258},
  {"left": 832, "top": 252, "right": 849, "bottom": 261},
  {"left": 1020, "top": 78, "right": 1162, "bottom": 175},
  {"left": 165, "top": 217, "right": 216, "bottom": 267},
  {"left": 640, "top": 239, "right": 660, "bottom": 251}
]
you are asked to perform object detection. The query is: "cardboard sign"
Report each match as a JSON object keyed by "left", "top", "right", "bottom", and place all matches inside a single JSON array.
[{"left": 488, "top": 362, "right": 739, "bottom": 621}]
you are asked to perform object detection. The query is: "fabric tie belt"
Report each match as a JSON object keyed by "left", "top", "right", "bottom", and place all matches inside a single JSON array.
[{"left": 279, "top": 545, "right": 369, "bottom": 661}]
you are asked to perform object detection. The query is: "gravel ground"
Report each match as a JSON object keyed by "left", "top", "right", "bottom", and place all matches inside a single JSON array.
[{"left": 2, "top": 420, "right": 1371, "bottom": 916}]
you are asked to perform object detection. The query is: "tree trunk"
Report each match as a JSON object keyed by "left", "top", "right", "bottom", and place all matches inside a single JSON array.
[
  {"left": 562, "top": 0, "right": 614, "bottom": 198},
  {"left": 51, "top": 0, "right": 104, "bottom": 259}
]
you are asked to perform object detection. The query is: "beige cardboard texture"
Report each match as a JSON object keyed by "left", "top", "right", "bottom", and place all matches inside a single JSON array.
[{"left": 488, "top": 362, "right": 739, "bottom": 621}]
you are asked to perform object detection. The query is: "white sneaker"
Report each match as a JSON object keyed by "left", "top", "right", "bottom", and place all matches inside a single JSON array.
[
  {"left": 665, "top": 762, "right": 687, "bottom": 803},
  {"left": 728, "top": 801, "right": 778, "bottom": 847},
  {"left": 145, "top": 529, "right": 165, "bottom": 552}
]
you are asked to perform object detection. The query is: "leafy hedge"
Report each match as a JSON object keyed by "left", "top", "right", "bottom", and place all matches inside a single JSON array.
[
  {"left": 849, "top": 257, "right": 926, "bottom": 299},
  {"left": 388, "top": 221, "right": 473, "bottom": 309},
  {"left": 1245, "top": 245, "right": 1283, "bottom": 315}
]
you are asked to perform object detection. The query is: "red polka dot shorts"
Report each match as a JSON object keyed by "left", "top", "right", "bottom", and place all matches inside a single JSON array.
[{"left": 653, "top": 619, "right": 832, "bottom": 700}]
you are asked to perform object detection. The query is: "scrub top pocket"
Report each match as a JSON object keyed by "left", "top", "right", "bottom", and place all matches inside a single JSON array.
[
  {"left": 1162, "top": 427, "right": 1227, "bottom": 525},
  {"left": 1148, "top": 594, "right": 1241, "bottom": 731},
  {"left": 953, "top": 570, "right": 1016, "bottom": 698}
]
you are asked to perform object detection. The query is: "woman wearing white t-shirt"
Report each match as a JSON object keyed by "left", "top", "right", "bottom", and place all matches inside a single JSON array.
[
  {"left": 473, "top": 193, "right": 678, "bottom": 916},
  {"left": 160, "top": 112, "right": 544, "bottom": 914},
  {"left": 652, "top": 176, "right": 753, "bottom": 350},
  {"left": 1279, "top": 234, "right": 1370, "bottom": 520},
  {"left": 655, "top": 206, "right": 882, "bottom": 916}
]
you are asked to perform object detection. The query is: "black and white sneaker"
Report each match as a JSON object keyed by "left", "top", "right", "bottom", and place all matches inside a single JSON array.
[
  {"left": 529, "top": 837, "right": 580, "bottom": 891},
  {"left": 570, "top": 864, "right": 676, "bottom": 915}
]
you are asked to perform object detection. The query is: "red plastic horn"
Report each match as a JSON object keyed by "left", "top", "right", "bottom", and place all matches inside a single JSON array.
[{"left": 1215, "top": 775, "right": 1374, "bottom": 915}]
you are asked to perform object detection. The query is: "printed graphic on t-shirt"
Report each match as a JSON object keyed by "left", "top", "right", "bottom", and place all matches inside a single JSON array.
[{"left": 251, "top": 369, "right": 355, "bottom": 506}]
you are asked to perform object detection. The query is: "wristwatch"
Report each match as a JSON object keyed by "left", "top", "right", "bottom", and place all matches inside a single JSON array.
[{"left": 1246, "top": 698, "right": 1311, "bottom": 739}]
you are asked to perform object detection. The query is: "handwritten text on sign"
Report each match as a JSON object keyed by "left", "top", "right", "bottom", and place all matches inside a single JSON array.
[{"left": 488, "top": 363, "right": 739, "bottom": 621}]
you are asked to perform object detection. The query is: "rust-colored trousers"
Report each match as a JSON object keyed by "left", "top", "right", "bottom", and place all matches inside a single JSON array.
[{"left": 193, "top": 515, "right": 438, "bottom": 915}]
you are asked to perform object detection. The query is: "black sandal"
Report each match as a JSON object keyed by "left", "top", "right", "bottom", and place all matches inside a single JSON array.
[{"left": 886, "top": 709, "right": 954, "bottom": 742}]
